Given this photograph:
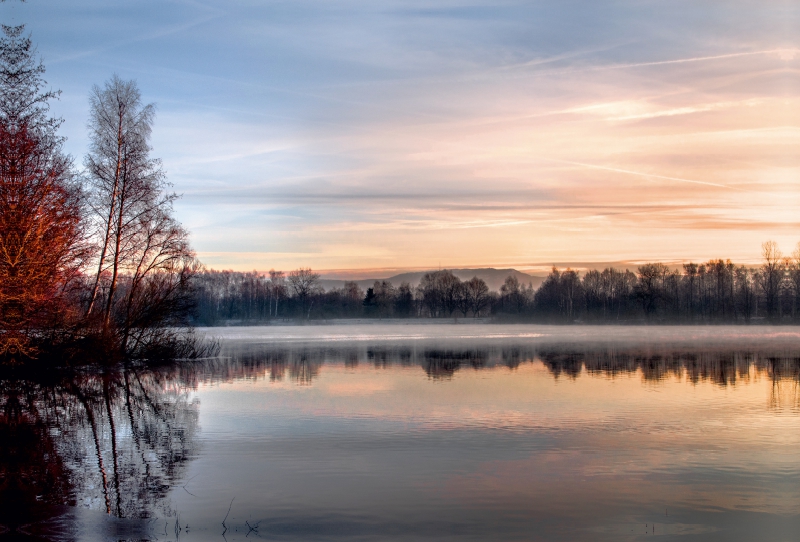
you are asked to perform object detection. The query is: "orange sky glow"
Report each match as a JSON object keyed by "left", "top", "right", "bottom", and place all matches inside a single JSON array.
[
  {"left": 16, "top": 1, "right": 799, "bottom": 275},
  {"left": 190, "top": 45, "right": 800, "bottom": 274}
]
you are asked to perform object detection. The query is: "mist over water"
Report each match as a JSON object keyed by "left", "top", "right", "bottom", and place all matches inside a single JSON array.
[{"left": 4, "top": 325, "right": 800, "bottom": 540}]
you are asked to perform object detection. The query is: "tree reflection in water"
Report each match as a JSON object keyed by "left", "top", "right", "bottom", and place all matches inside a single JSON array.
[
  {"left": 216, "top": 340, "right": 800, "bottom": 392},
  {"left": 3, "top": 339, "right": 799, "bottom": 539},
  {"left": 0, "top": 362, "right": 198, "bottom": 538}
]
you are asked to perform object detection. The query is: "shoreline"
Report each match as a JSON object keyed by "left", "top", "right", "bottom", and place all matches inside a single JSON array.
[{"left": 196, "top": 317, "right": 777, "bottom": 327}]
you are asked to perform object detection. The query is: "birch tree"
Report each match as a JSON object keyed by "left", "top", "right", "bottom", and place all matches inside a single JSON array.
[
  {"left": 84, "top": 75, "right": 162, "bottom": 326},
  {"left": 84, "top": 76, "right": 195, "bottom": 351},
  {"left": 758, "top": 241, "right": 783, "bottom": 320}
]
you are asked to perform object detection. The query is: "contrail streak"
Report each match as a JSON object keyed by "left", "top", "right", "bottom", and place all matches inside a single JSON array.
[
  {"left": 600, "top": 49, "right": 798, "bottom": 70},
  {"left": 542, "top": 158, "right": 740, "bottom": 190},
  {"left": 527, "top": 48, "right": 798, "bottom": 77}
]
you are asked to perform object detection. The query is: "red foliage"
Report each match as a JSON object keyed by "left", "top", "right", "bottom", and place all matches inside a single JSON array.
[{"left": 0, "top": 123, "right": 84, "bottom": 359}]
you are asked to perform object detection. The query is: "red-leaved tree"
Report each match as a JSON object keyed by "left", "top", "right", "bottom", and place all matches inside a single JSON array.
[{"left": 0, "top": 25, "right": 85, "bottom": 361}]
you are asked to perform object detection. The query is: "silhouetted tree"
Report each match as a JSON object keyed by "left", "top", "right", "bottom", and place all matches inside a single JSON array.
[
  {"left": 499, "top": 274, "right": 534, "bottom": 315},
  {"left": 288, "top": 268, "right": 320, "bottom": 318},
  {"left": 559, "top": 269, "right": 581, "bottom": 320},
  {"left": 394, "top": 282, "right": 414, "bottom": 317},
  {"left": 534, "top": 267, "right": 562, "bottom": 320},
  {"left": 533, "top": 268, "right": 580, "bottom": 321},
  {"left": 683, "top": 263, "right": 698, "bottom": 320},
  {"left": 787, "top": 244, "right": 800, "bottom": 320},
  {"left": 341, "top": 281, "right": 365, "bottom": 317},
  {"left": 636, "top": 263, "right": 675, "bottom": 320},
  {"left": 362, "top": 287, "right": 377, "bottom": 316},
  {"left": 735, "top": 266, "right": 757, "bottom": 322},
  {"left": 418, "top": 270, "right": 460, "bottom": 317},
  {"left": 440, "top": 271, "right": 462, "bottom": 317},
  {"left": 758, "top": 241, "right": 783, "bottom": 321},
  {"left": 464, "top": 276, "right": 489, "bottom": 317},
  {"left": 268, "top": 269, "right": 286, "bottom": 317},
  {"left": 372, "top": 280, "right": 396, "bottom": 318}
]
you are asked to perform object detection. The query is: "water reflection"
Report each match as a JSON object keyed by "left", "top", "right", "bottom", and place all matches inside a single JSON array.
[
  {"left": 0, "top": 363, "right": 198, "bottom": 539},
  {"left": 4, "top": 328, "right": 800, "bottom": 540},
  {"left": 184, "top": 332, "right": 800, "bottom": 542},
  {"left": 212, "top": 340, "right": 800, "bottom": 390}
]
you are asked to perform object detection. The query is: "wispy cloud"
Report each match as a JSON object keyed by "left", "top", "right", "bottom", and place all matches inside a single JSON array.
[
  {"left": 539, "top": 159, "right": 741, "bottom": 190},
  {"left": 10, "top": 0, "right": 800, "bottom": 270},
  {"left": 582, "top": 48, "right": 799, "bottom": 72}
]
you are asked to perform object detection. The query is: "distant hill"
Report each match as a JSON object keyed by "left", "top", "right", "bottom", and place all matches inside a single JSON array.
[{"left": 319, "top": 268, "right": 544, "bottom": 293}]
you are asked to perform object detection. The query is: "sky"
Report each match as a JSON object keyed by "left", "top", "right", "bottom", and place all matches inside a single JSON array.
[{"left": 7, "top": 0, "right": 800, "bottom": 275}]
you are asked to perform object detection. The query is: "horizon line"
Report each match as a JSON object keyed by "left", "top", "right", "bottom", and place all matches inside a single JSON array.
[{"left": 198, "top": 258, "right": 769, "bottom": 279}]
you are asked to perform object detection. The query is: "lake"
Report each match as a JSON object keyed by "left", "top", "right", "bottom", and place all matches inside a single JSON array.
[{"left": 5, "top": 324, "right": 800, "bottom": 541}]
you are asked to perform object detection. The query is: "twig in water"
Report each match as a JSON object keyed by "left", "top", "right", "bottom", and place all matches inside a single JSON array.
[
  {"left": 221, "top": 497, "right": 235, "bottom": 535},
  {"left": 246, "top": 520, "right": 260, "bottom": 537},
  {"left": 182, "top": 474, "right": 200, "bottom": 496}
]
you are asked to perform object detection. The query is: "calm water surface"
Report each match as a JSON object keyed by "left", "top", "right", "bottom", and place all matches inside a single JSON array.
[{"left": 5, "top": 325, "right": 800, "bottom": 541}]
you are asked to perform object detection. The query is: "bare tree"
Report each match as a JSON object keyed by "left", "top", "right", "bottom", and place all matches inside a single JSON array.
[
  {"left": 117, "top": 207, "right": 195, "bottom": 351},
  {"left": 455, "top": 281, "right": 470, "bottom": 317},
  {"left": 83, "top": 75, "right": 196, "bottom": 353},
  {"left": 636, "top": 263, "right": 675, "bottom": 319},
  {"left": 418, "top": 271, "right": 443, "bottom": 317},
  {"left": 268, "top": 269, "right": 286, "bottom": 317},
  {"left": 501, "top": 274, "right": 533, "bottom": 315},
  {"left": 83, "top": 75, "right": 165, "bottom": 329},
  {"left": 735, "top": 266, "right": 756, "bottom": 322},
  {"left": 758, "top": 241, "right": 783, "bottom": 321},
  {"left": 394, "top": 282, "right": 414, "bottom": 317},
  {"left": 343, "top": 281, "right": 363, "bottom": 303},
  {"left": 786, "top": 243, "right": 800, "bottom": 320},
  {"left": 559, "top": 270, "right": 581, "bottom": 320},
  {"left": 464, "top": 277, "right": 489, "bottom": 317},
  {"left": 418, "top": 270, "right": 460, "bottom": 317},
  {"left": 288, "top": 268, "right": 320, "bottom": 318},
  {"left": 372, "top": 280, "right": 396, "bottom": 318}
]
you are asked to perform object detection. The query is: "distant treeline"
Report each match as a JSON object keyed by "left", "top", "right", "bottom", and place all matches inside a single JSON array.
[{"left": 191, "top": 242, "right": 800, "bottom": 325}]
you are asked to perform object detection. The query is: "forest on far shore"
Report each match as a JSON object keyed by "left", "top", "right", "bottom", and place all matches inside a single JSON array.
[{"left": 193, "top": 241, "right": 797, "bottom": 325}]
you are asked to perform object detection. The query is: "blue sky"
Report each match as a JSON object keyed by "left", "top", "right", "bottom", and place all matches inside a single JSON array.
[{"left": 9, "top": 0, "right": 800, "bottom": 274}]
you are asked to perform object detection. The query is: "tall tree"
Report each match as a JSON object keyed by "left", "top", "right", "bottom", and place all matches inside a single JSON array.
[
  {"left": 394, "top": 282, "right": 414, "bottom": 317},
  {"left": 287, "top": 268, "right": 320, "bottom": 318},
  {"left": 788, "top": 243, "right": 800, "bottom": 320},
  {"left": 84, "top": 75, "right": 196, "bottom": 353},
  {"left": 0, "top": 25, "right": 85, "bottom": 358},
  {"left": 268, "top": 269, "right": 286, "bottom": 317},
  {"left": 464, "top": 277, "right": 489, "bottom": 317},
  {"left": 83, "top": 76, "right": 163, "bottom": 327},
  {"left": 372, "top": 280, "right": 396, "bottom": 318},
  {"left": 418, "top": 270, "right": 460, "bottom": 317},
  {"left": 735, "top": 266, "right": 756, "bottom": 322},
  {"left": 636, "top": 263, "right": 674, "bottom": 319},
  {"left": 758, "top": 241, "right": 783, "bottom": 321}
]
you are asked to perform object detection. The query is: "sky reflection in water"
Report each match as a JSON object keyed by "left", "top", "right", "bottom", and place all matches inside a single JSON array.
[{"left": 5, "top": 325, "right": 800, "bottom": 541}]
